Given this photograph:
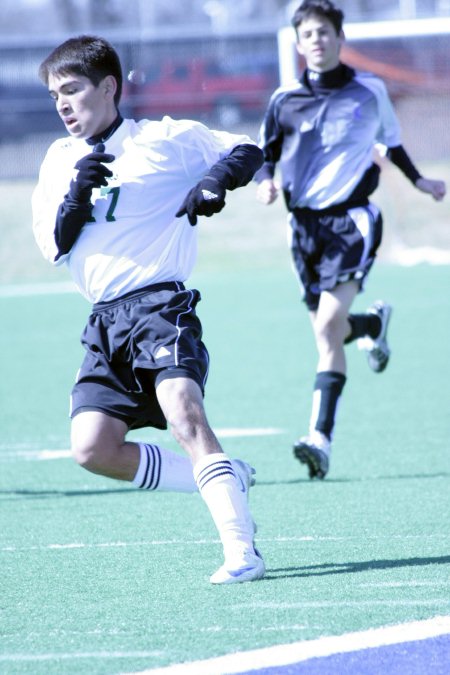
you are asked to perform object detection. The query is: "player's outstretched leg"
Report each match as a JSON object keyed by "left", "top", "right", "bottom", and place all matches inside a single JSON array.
[
  {"left": 194, "top": 454, "right": 265, "bottom": 584},
  {"left": 357, "top": 300, "right": 393, "bottom": 372}
]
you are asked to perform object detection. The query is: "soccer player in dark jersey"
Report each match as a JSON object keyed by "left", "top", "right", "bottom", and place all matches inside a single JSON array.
[
  {"left": 32, "top": 35, "right": 265, "bottom": 583},
  {"left": 256, "top": 0, "right": 446, "bottom": 479}
]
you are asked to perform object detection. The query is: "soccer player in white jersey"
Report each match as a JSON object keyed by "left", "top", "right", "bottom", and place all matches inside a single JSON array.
[
  {"left": 32, "top": 35, "right": 265, "bottom": 583},
  {"left": 256, "top": 0, "right": 446, "bottom": 479}
]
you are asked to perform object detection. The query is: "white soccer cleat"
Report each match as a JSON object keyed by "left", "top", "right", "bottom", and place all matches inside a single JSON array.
[
  {"left": 357, "top": 300, "right": 393, "bottom": 373},
  {"left": 210, "top": 549, "right": 266, "bottom": 584},
  {"left": 209, "top": 459, "right": 264, "bottom": 584}
]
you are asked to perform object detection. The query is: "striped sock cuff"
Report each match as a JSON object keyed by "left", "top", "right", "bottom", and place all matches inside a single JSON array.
[
  {"left": 194, "top": 455, "right": 235, "bottom": 492},
  {"left": 133, "top": 443, "right": 162, "bottom": 490}
]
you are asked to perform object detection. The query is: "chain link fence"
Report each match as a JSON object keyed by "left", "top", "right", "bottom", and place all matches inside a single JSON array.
[{"left": 1, "top": 16, "right": 449, "bottom": 179}]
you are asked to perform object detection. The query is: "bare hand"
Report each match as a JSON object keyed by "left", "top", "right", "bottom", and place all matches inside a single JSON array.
[
  {"left": 256, "top": 179, "right": 279, "bottom": 205},
  {"left": 415, "top": 177, "right": 446, "bottom": 201}
]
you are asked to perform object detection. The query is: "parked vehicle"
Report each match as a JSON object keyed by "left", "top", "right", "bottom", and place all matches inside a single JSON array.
[
  {"left": 0, "top": 52, "right": 278, "bottom": 140},
  {"left": 123, "top": 57, "right": 278, "bottom": 126}
]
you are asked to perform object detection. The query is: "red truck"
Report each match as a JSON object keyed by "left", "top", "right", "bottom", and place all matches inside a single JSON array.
[{"left": 123, "top": 57, "right": 278, "bottom": 126}]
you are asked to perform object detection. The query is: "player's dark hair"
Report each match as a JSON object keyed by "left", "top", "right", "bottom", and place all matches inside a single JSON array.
[
  {"left": 291, "top": 0, "right": 344, "bottom": 37},
  {"left": 39, "top": 35, "right": 123, "bottom": 106}
]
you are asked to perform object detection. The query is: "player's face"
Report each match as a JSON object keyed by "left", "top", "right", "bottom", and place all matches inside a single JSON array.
[
  {"left": 48, "top": 72, "right": 117, "bottom": 139},
  {"left": 296, "top": 15, "right": 343, "bottom": 72}
]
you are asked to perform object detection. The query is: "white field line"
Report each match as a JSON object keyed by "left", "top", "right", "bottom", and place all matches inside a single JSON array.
[
  {"left": 387, "top": 245, "right": 450, "bottom": 266},
  {"left": 1, "top": 245, "right": 449, "bottom": 301},
  {"left": 0, "top": 651, "right": 163, "bottom": 663},
  {"left": 232, "top": 601, "right": 450, "bottom": 609},
  {"left": 124, "top": 616, "right": 450, "bottom": 675},
  {"left": 2, "top": 533, "right": 448, "bottom": 553},
  {"left": 0, "top": 427, "right": 284, "bottom": 461},
  {"left": 1, "top": 617, "right": 449, "bottom": 668},
  {"left": 0, "top": 536, "right": 337, "bottom": 553},
  {"left": 0, "top": 281, "right": 78, "bottom": 297},
  {"left": 215, "top": 427, "right": 283, "bottom": 438},
  {"left": 363, "top": 581, "right": 450, "bottom": 588}
]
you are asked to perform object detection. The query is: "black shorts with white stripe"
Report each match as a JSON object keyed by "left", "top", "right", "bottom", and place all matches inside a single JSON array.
[
  {"left": 289, "top": 203, "right": 383, "bottom": 311},
  {"left": 70, "top": 281, "right": 209, "bottom": 430}
]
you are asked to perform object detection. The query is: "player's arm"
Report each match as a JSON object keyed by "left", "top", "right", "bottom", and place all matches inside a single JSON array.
[
  {"left": 54, "top": 143, "right": 115, "bottom": 258},
  {"left": 387, "top": 145, "right": 446, "bottom": 202},
  {"left": 414, "top": 176, "right": 446, "bottom": 201},
  {"left": 176, "top": 143, "right": 263, "bottom": 226},
  {"left": 256, "top": 178, "right": 280, "bottom": 205},
  {"left": 253, "top": 91, "right": 285, "bottom": 206},
  {"left": 371, "top": 77, "right": 446, "bottom": 203}
]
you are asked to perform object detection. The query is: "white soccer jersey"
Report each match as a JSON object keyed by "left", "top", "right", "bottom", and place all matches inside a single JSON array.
[{"left": 32, "top": 117, "right": 253, "bottom": 303}]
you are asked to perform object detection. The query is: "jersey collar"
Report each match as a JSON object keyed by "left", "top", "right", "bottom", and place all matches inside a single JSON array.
[{"left": 86, "top": 114, "right": 124, "bottom": 146}]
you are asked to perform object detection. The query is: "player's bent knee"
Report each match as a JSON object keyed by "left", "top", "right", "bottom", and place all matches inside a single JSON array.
[
  {"left": 71, "top": 439, "right": 100, "bottom": 471},
  {"left": 70, "top": 410, "right": 127, "bottom": 473},
  {"left": 70, "top": 432, "right": 112, "bottom": 474}
]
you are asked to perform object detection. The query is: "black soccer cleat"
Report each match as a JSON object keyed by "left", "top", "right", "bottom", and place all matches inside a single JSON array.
[{"left": 293, "top": 433, "right": 330, "bottom": 479}]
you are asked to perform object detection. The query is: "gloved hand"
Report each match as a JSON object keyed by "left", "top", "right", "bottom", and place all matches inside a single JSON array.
[
  {"left": 69, "top": 143, "right": 115, "bottom": 202},
  {"left": 176, "top": 176, "right": 226, "bottom": 226}
]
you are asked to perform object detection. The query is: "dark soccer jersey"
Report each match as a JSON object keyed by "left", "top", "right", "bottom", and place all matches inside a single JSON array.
[{"left": 257, "top": 65, "right": 402, "bottom": 210}]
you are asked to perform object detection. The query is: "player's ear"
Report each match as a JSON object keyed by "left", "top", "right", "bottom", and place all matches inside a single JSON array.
[{"left": 102, "top": 75, "right": 117, "bottom": 100}]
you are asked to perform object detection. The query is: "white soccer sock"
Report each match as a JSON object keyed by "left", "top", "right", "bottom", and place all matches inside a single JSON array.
[
  {"left": 132, "top": 442, "right": 197, "bottom": 493},
  {"left": 194, "top": 452, "right": 254, "bottom": 562}
]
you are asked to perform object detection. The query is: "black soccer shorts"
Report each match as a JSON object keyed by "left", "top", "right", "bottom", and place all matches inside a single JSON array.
[
  {"left": 289, "top": 203, "right": 383, "bottom": 311},
  {"left": 70, "top": 281, "right": 209, "bottom": 430}
]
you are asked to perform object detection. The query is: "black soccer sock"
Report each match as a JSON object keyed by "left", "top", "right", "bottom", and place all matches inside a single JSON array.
[
  {"left": 310, "top": 371, "right": 347, "bottom": 440},
  {"left": 345, "top": 312, "right": 382, "bottom": 344}
]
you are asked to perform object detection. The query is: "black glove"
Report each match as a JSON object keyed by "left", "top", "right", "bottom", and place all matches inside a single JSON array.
[
  {"left": 68, "top": 143, "right": 115, "bottom": 202},
  {"left": 176, "top": 176, "right": 226, "bottom": 226}
]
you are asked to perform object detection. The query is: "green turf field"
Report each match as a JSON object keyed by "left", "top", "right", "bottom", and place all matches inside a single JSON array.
[
  {"left": 0, "top": 174, "right": 449, "bottom": 674},
  {"left": 1, "top": 261, "right": 449, "bottom": 675}
]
